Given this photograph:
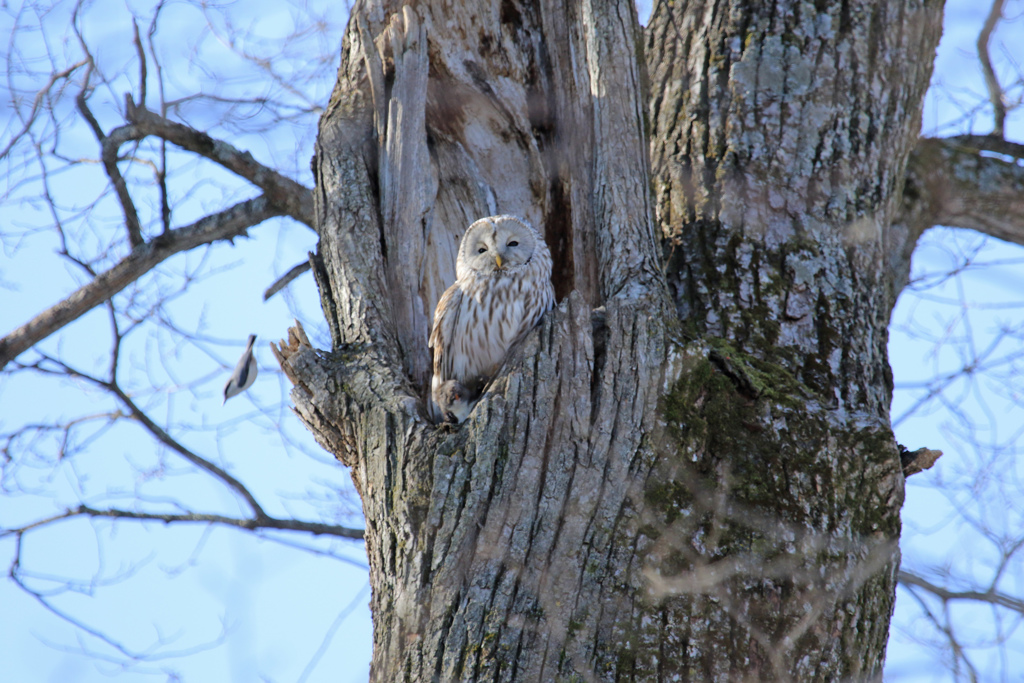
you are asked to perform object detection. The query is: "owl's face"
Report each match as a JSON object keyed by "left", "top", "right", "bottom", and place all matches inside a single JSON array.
[{"left": 456, "top": 215, "right": 540, "bottom": 279}]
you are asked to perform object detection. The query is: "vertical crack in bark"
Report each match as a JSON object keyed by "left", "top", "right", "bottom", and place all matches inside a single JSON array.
[{"left": 545, "top": 177, "right": 575, "bottom": 301}]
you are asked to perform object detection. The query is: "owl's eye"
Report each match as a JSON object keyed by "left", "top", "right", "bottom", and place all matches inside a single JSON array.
[
  {"left": 478, "top": 247, "right": 488, "bottom": 254},
  {"left": 507, "top": 241, "right": 519, "bottom": 247}
]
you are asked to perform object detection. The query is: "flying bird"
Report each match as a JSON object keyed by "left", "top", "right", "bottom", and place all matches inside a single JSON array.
[
  {"left": 429, "top": 215, "right": 555, "bottom": 423},
  {"left": 223, "top": 334, "right": 258, "bottom": 403}
]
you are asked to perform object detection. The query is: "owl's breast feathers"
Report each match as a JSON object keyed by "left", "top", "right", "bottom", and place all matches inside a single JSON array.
[{"left": 429, "top": 215, "right": 555, "bottom": 423}]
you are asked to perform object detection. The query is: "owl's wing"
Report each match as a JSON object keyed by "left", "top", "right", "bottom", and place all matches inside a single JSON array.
[
  {"left": 429, "top": 282, "right": 464, "bottom": 382},
  {"left": 508, "top": 278, "right": 556, "bottom": 350}
]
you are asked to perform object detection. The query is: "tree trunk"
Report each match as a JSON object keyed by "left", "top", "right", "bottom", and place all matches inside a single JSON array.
[{"left": 273, "top": 0, "right": 944, "bottom": 680}]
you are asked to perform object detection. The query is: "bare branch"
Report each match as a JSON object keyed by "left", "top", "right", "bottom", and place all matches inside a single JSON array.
[
  {"left": 947, "top": 133, "right": 1024, "bottom": 161},
  {"left": 116, "top": 101, "right": 315, "bottom": 229},
  {"left": 1, "top": 505, "right": 363, "bottom": 540},
  {"left": 0, "top": 196, "right": 283, "bottom": 369},
  {"left": 899, "top": 569, "right": 1024, "bottom": 614},
  {"left": 902, "top": 136, "right": 1024, "bottom": 246},
  {"left": 0, "top": 60, "right": 87, "bottom": 162},
  {"left": 263, "top": 259, "right": 312, "bottom": 301},
  {"left": 977, "top": 0, "right": 1007, "bottom": 138},
  {"left": 101, "top": 375, "right": 270, "bottom": 519},
  {"left": 8, "top": 533, "right": 228, "bottom": 663},
  {"left": 899, "top": 446, "right": 943, "bottom": 477},
  {"left": 2, "top": 354, "right": 365, "bottom": 541},
  {"left": 131, "top": 19, "right": 147, "bottom": 108},
  {"left": 77, "top": 69, "right": 145, "bottom": 248},
  {"left": 298, "top": 582, "right": 372, "bottom": 682}
]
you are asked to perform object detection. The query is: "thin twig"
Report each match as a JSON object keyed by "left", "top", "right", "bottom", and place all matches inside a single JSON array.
[
  {"left": 1, "top": 506, "right": 364, "bottom": 540},
  {"left": 977, "top": 0, "right": 1007, "bottom": 137},
  {"left": 74, "top": 44, "right": 145, "bottom": 248},
  {"left": 263, "top": 259, "right": 312, "bottom": 300},
  {"left": 0, "top": 60, "right": 88, "bottom": 161}
]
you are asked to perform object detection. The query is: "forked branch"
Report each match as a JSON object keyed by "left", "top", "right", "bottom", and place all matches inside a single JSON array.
[
  {"left": 899, "top": 569, "right": 1024, "bottom": 614},
  {"left": 0, "top": 197, "right": 283, "bottom": 370},
  {"left": 901, "top": 136, "right": 1024, "bottom": 246},
  {"left": 77, "top": 67, "right": 145, "bottom": 249},
  {"left": 119, "top": 100, "right": 315, "bottom": 229}
]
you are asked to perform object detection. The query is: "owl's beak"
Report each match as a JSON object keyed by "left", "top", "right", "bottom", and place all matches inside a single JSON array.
[{"left": 494, "top": 254, "right": 503, "bottom": 269}]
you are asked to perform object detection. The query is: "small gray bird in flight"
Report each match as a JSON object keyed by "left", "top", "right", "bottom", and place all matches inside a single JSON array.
[{"left": 223, "top": 334, "right": 258, "bottom": 403}]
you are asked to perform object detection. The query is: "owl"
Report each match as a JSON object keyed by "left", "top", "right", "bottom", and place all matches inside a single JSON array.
[{"left": 429, "top": 215, "right": 555, "bottom": 423}]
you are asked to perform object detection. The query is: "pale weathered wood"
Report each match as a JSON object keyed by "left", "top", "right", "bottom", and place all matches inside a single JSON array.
[{"left": 378, "top": 8, "right": 438, "bottom": 389}]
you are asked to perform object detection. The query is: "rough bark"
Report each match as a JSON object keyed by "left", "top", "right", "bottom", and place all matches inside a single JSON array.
[
  {"left": 641, "top": 1, "right": 943, "bottom": 677},
  {"left": 277, "top": 0, "right": 945, "bottom": 680}
]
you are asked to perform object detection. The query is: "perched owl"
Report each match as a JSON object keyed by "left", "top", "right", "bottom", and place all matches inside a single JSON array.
[{"left": 429, "top": 215, "right": 555, "bottom": 423}]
